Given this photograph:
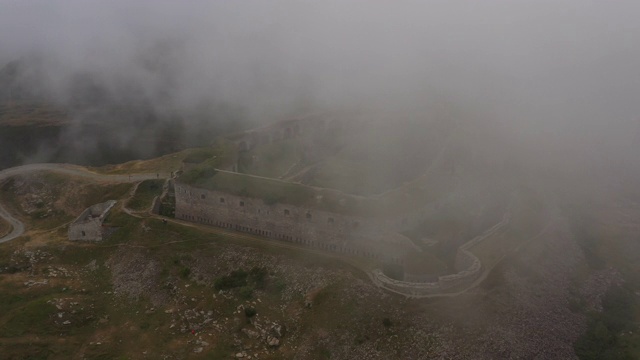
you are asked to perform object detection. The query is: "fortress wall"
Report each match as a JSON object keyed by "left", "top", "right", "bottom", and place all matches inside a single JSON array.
[
  {"left": 454, "top": 248, "right": 477, "bottom": 272},
  {"left": 403, "top": 272, "right": 440, "bottom": 283},
  {"left": 371, "top": 253, "right": 482, "bottom": 297},
  {"left": 233, "top": 113, "right": 328, "bottom": 152},
  {"left": 175, "top": 182, "right": 413, "bottom": 261},
  {"left": 372, "top": 210, "right": 511, "bottom": 297}
]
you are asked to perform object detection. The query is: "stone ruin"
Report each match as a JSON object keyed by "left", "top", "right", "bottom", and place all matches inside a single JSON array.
[{"left": 68, "top": 200, "right": 117, "bottom": 241}]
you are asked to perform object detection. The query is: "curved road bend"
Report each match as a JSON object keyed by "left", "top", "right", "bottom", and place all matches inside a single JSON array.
[{"left": 0, "top": 163, "right": 167, "bottom": 243}]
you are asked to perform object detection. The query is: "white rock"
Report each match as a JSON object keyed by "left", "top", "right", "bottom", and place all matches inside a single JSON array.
[{"left": 267, "top": 336, "right": 280, "bottom": 347}]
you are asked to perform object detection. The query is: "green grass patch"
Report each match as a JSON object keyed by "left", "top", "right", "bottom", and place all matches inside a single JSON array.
[
  {"left": 213, "top": 266, "right": 268, "bottom": 301},
  {"left": 214, "top": 269, "right": 248, "bottom": 291},
  {"left": 0, "top": 297, "right": 57, "bottom": 337},
  {"left": 126, "top": 179, "right": 164, "bottom": 211},
  {"left": 239, "top": 138, "right": 302, "bottom": 178},
  {"left": 182, "top": 147, "right": 220, "bottom": 164},
  {"left": 159, "top": 193, "right": 176, "bottom": 217},
  {"left": 82, "top": 182, "right": 132, "bottom": 207},
  {"left": 92, "top": 143, "right": 236, "bottom": 175}
]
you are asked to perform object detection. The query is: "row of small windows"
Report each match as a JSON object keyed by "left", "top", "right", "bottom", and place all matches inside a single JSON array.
[
  {"left": 197, "top": 195, "right": 359, "bottom": 227},
  {"left": 176, "top": 213, "right": 399, "bottom": 262}
]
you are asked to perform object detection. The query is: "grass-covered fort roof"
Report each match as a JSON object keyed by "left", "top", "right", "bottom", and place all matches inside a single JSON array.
[{"left": 178, "top": 165, "right": 444, "bottom": 218}]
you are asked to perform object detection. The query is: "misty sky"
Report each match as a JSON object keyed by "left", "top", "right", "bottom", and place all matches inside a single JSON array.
[{"left": 1, "top": 1, "right": 639, "bottom": 153}]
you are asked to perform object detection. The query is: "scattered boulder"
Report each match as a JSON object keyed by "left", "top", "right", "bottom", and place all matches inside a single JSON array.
[
  {"left": 242, "top": 328, "right": 260, "bottom": 339},
  {"left": 304, "top": 287, "right": 323, "bottom": 308},
  {"left": 271, "top": 323, "right": 283, "bottom": 338},
  {"left": 266, "top": 335, "right": 280, "bottom": 347}
]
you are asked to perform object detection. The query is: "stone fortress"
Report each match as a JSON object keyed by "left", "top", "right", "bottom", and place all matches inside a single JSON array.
[{"left": 172, "top": 112, "right": 507, "bottom": 296}]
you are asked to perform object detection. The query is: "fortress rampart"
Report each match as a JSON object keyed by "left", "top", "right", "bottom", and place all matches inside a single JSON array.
[
  {"left": 371, "top": 211, "right": 511, "bottom": 297},
  {"left": 228, "top": 113, "right": 332, "bottom": 152},
  {"left": 170, "top": 113, "right": 508, "bottom": 296},
  {"left": 174, "top": 182, "right": 420, "bottom": 262}
]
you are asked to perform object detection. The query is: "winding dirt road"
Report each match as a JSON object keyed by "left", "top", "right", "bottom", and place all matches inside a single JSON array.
[{"left": 0, "top": 163, "right": 167, "bottom": 243}]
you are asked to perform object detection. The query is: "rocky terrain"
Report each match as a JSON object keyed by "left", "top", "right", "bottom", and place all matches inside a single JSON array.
[
  {"left": 0, "top": 167, "right": 636, "bottom": 359},
  {"left": 0, "top": 216, "right": 621, "bottom": 359}
]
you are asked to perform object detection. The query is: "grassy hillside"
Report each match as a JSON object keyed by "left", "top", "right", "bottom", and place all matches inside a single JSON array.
[
  {"left": 0, "top": 207, "right": 447, "bottom": 359},
  {"left": 238, "top": 138, "right": 303, "bottom": 178},
  {"left": 92, "top": 143, "right": 236, "bottom": 175},
  {"left": 0, "top": 146, "right": 638, "bottom": 358},
  {"left": 0, "top": 171, "right": 132, "bottom": 231},
  {"left": 126, "top": 179, "right": 165, "bottom": 211}
]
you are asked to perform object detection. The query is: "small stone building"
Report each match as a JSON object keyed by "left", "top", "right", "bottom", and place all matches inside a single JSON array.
[{"left": 68, "top": 200, "right": 116, "bottom": 241}]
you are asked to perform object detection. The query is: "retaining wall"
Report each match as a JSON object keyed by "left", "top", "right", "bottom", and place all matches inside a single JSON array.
[
  {"left": 372, "top": 211, "right": 511, "bottom": 297},
  {"left": 174, "top": 182, "right": 420, "bottom": 262}
]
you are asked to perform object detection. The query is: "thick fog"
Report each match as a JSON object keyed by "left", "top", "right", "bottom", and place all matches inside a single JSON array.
[{"left": 0, "top": 1, "right": 639, "bottom": 175}]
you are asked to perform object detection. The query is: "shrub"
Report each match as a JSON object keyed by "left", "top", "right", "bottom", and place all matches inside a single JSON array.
[
  {"left": 214, "top": 270, "right": 248, "bottom": 290},
  {"left": 249, "top": 267, "right": 268, "bottom": 289},
  {"left": 382, "top": 317, "right": 392, "bottom": 328},
  {"left": 239, "top": 286, "right": 253, "bottom": 300},
  {"left": 244, "top": 307, "right": 256, "bottom": 318}
]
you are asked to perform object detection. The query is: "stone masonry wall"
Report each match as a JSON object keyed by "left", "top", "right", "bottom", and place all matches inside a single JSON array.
[
  {"left": 68, "top": 200, "right": 116, "bottom": 241},
  {"left": 174, "top": 182, "right": 417, "bottom": 262},
  {"left": 371, "top": 210, "right": 511, "bottom": 297},
  {"left": 231, "top": 113, "right": 329, "bottom": 152}
]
